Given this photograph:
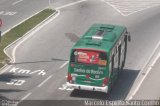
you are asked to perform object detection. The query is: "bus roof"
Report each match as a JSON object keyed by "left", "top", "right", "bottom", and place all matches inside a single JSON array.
[{"left": 73, "top": 24, "right": 127, "bottom": 52}]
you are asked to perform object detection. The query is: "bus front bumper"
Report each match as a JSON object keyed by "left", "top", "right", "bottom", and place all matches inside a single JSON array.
[{"left": 66, "top": 82, "right": 108, "bottom": 93}]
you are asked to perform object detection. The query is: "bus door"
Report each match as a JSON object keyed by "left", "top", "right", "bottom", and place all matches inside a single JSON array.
[
  {"left": 121, "top": 35, "right": 127, "bottom": 68},
  {"left": 111, "top": 48, "right": 119, "bottom": 82}
]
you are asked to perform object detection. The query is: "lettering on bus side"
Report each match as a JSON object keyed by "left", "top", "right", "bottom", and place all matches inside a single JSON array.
[{"left": 74, "top": 68, "right": 103, "bottom": 75}]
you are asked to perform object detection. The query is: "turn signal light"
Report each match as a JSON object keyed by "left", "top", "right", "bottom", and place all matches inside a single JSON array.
[
  {"left": 102, "top": 77, "right": 108, "bottom": 87},
  {"left": 71, "top": 63, "right": 74, "bottom": 67},
  {"left": 67, "top": 73, "right": 72, "bottom": 82}
]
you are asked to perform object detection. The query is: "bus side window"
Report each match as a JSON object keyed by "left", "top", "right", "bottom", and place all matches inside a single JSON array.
[
  {"left": 109, "top": 62, "right": 112, "bottom": 77},
  {"left": 111, "top": 55, "right": 114, "bottom": 72},
  {"left": 99, "top": 52, "right": 107, "bottom": 60},
  {"left": 114, "top": 46, "right": 118, "bottom": 63}
]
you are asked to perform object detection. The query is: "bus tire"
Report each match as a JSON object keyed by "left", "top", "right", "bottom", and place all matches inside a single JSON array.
[{"left": 108, "top": 79, "right": 113, "bottom": 93}]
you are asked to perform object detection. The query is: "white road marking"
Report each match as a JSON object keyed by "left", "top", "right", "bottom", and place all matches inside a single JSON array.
[
  {"left": 59, "top": 84, "right": 74, "bottom": 91},
  {"left": 56, "top": 0, "right": 87, "bottom": 10},
  {"left": 58, "top": 84, "right": 74, "bottom": 91},
  {"left": 105, "top": 2, "right": 124, "bottom": 16},
  {"left": 0, "top": 65, "right": 12, "bottom": 74},
  {"left": 2, "top": 11, "right": 59, "bottom": 66},
  {"left": 21, "top": 92, "right": 32, "bottom": 100},
  {"left": 38, "top": 75, "right": 53, "bottom": 87},
  {"left": 12, "top": 0, "right": 23, "bottom": 5},
  {"left": 11, "top": 10, "right": 60, "bottom": 63},
  {"left": 2, "top": 0, "right": 87, "bottom": 63},
  {"left": 0, "top": 11, "right": 17, "bottom": 16},
  {"left": 127, "top": 41, "right": 160, "bottom": 100},
  {"left": 59, "top": 84, "right": 67, "bottom": 90},
  {"left": 103, "top": 0, "right": 160, "bottom": 16},
  {"left": 0, "top": 0, "right": 86, "bottom": 81},
  {"left": 2, "top": 9, "right": 48, "bottom": 36},
  {"left": 6, "top": 79, "right": 26, "bottom": 86},
  {"left": 4, "top": 11, "right": 17, "bottom": 16},
  {"left": 59, "top": 61, "right": 69, "bottom": 69},
  {"left": 0, "top": 0, "right": 89, "bottom": 102},
  {"left": 30, "top": 70, "right": 46, "bottom": 76},
  {"left": 2, "top": 0, "right": 86, "bottom": 36},
  {"left": 9, "top": 67, "right": 46, "bottom": 76},
  {"left": 0, "top": 11, "right": 4, "bottom": 15}
]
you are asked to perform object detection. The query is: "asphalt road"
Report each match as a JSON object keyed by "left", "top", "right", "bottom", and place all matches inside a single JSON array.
[
  {"left": 132, "top": 54, "right": 160, "bottom": 100},
  {"left": 0, "top": 0, "right": 79, "bottom": 34},
  {"left": 1, "top": 0, "right": 160, "bottom": 105},
  {"left": 130, "top": 33, "right": 160, "bottom": 100}
]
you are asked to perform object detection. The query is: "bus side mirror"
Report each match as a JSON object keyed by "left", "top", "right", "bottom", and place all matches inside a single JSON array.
[{"left": 127, "top": 32, "right": 131, "bottom": 42}]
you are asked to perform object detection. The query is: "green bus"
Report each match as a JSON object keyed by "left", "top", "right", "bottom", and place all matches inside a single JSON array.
[{"left": 66, "top": 24, "right": 130, "bottom": 93}]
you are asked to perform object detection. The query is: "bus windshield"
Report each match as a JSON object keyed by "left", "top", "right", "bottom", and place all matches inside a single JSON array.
[{"left": 71, "top": 49, "right": 107, "bottom": 66}]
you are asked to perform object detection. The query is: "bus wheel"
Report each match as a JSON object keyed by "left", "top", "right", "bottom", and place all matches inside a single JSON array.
[
  {"left": 122, "top": 61, "right": 125, "bottom": 69},
  {"left": 106, "top": 92, "right": 110, "bottom": 97}
]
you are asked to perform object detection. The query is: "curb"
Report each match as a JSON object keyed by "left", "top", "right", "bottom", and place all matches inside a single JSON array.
[
  {"left": 0, "top": 9, "right": 59, "bottom": 73},
  {"left": 126, "top": 41, "right": 160, "bottom": 100},
  {"left": 2, "top": 8, "right": 53, "bottom": 36}
]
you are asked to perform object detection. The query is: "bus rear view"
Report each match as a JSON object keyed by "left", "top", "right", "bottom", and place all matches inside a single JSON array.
[
  {"left": 66, "top": 24, "right": 130, "bottom": 94},
  {"left": 67, "top": 49, "right": 109, "bottom": 93}
]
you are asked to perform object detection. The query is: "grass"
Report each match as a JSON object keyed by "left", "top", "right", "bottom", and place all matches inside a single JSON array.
[{"left": 0, "top": 9, "right": 55, "bottom": 68}]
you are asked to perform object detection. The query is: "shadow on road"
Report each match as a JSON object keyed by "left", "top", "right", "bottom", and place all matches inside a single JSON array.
[
  {"left": 0, "top": 89, "right": 24, "bottom": 93},
  {"left": 0, "top": 73, "right": 28, "bottom": 100},
  {"left": 65, "top": 32, "right": 79, "bottom": 43},
  {"left": 70, "top": 69, "right": 139, "bottom": 100},
  {"left": 0, "top": 89, "right": 23, "bottom": 100},
  {"left": 0, "top": 95, "right": 10, "bottom": 100},
  {"left": 0, "top": 73, "right": 30, "bottom": 82}
]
